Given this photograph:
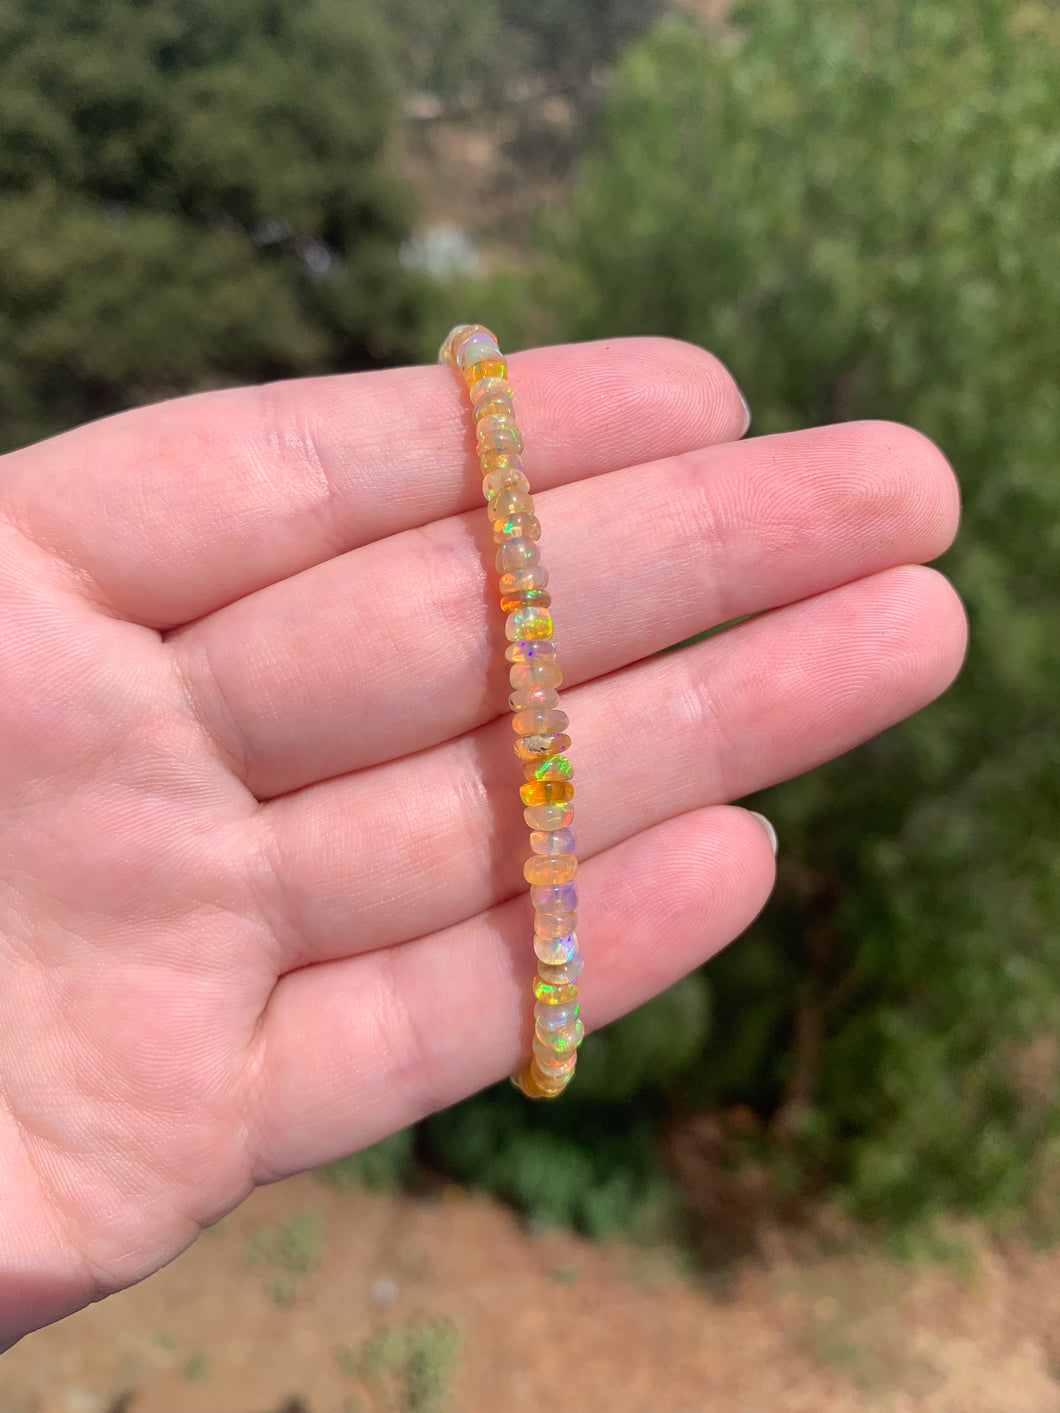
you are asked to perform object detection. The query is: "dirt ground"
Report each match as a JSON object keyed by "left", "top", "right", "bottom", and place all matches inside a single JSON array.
[{"left": 5, "top": 1173, "right": 1060, "bottom": 1413}]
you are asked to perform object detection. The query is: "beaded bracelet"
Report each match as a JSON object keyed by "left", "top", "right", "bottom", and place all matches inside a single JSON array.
[{"left": 439, "top": 324, "right": 584, "bottom": 1100}]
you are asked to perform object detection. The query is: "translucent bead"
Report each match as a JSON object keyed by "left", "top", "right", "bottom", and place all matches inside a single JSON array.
[
  {"left": 523, "top": 753, "right": 574, "bottom": 783},
  {"left": 456, "top": 332, "right": 500, "bottom": 369},
  {"left": 509, "top": 662, "right": 562, "bottom": 695},
  {"left": 496, "top": 538, "right": 540, "bottom": 574},
  {"left": 524, "top": 855, "right": 578, "bottom": 886},
  {"left": 514, "top": 733, "right": 570, "bottom": 761},
  {"left": 482, "top": 466, "right": 530, "bottom": 500},
  {"left": 512, "top": 707, "right": 569, "bottom": 736},
  {"left": 501, "top": 588, "right": 552, "bottom": 614},
  {"left": 505, "top": 606, "right": 553, "bottom": 641},
  {"left": 465, "top": 357, "right": 507, "bottom": 385},
  {"left": 506, "top": 639, "right": 558, "bottom": 664},
  {"left": 531, "top": 1040, "right": 578, "bottom": 1075},
  {"left": 532, "top": 977, "right": 578, "bottom": 1004},
  {"left": 498, "top": 565, "right": 548, "bottom": 595},
  {"left": 534, "top": 1017, "right": 584, "bottom": 1054},
  {"left": 488, "top": 487, "right": 534, "bottom": 520},
  {"left": 478, "top": 426, "right": 524, "bottom": 457},
  {"left": 523, "top": 803, "right": 574, "bottom": 831},
  {"left": 518, "top": 1064, "right": 572, "bottom": 1098},
  {"left": 537, "top": 952, "right": 584, "bottom": 986},
  {"left": 447, "top": 323, "right": 494, "bottom": 362},
  {"left": 534, "top": 912, "right": 576, "bottom": 942},
  {"left": 509, "top": 686, "right": 559, "bottom": 712},
  {"left": 477, "top": 413, "right": 524, "bottom": 452},
  {"left": 470, "top": 375, "right": 512, "bottom": 408},
  {"left": 531, "top": 882, "right": 578, "bottom": 913},
  {"left": 530, "top": 827, "right": 576, "bottom": 855},
  {"left": 492, "top": 512, "right": 541, "bottom": 545},
  {"left": 481, "top": 450, "right": 523, "bottom": 477},
  {"left": 533, "top": 928, "right": 577, "bottom": 963},
  {"left": 474, "top": 392, "right": 515, "bottom": 423},
  {"left": 520, "top": 780, "right": 574, "bottom": 808},
  {"left": 534, "top": 999, "right": 579, "bottom": 1029}
]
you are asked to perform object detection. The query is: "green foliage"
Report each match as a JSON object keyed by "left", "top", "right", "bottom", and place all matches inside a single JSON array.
[
  {"left": 317, "top": 1128, "right": 418, "bottom": 1195},
  {"left": 438, "top": 0, "right": 1060, "bottom": 1232},
  {"left": 244, "top": 1209, "right": 321, "bottom": 1306},
  {"left": 0, "top": 0, "right": 423, "bottom": 451},
  {"left": 354, "top": 1318, "right": 460, "bottom": 1413}
]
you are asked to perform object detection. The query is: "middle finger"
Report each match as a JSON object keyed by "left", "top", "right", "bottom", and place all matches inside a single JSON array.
[{"left": 171, "top": 420, "right": 957, "bottom": 799}]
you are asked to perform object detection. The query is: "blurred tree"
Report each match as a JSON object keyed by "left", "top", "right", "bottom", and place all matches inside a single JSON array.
[
  {"left": 433, "top": 0, "right": 1060, "bottom": 1235},
  {"left": 0, "top": 0, "right": 422, "bottom": 450}
]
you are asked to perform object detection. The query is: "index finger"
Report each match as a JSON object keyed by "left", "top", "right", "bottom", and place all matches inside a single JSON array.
[{"left": 0, "top": 339, "right": 748, "bottom": 628}]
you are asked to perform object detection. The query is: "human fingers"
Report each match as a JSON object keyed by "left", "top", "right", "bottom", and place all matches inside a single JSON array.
[
  {"left": 248, "top": 804, "right": 776, "bottom": 1181},
  {"left": 249, "top": 566, "right": 966, "bottom": 974},
  {"left": 173, "top": 421, "right": 959, "bottom": 798},
  {"left": 0, "top": 339, "right": 747, "bottom": 628}
]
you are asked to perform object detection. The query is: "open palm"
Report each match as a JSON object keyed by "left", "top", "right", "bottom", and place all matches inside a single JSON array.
[{"left": 0, "top": 339, "right": 964, "bottom": 1343}]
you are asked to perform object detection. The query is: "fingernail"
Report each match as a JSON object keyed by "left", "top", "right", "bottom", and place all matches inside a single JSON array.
[
  {"left": 738, "top": 390, "right": 751, "bottom": 436},
  {"left": 747, "top": 810, "right": 778, "bottom": 856}
]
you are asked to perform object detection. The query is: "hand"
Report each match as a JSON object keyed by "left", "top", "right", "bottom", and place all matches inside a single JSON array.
[{"left": 0, "top": 339, "right": 964, "bottom": 1342}]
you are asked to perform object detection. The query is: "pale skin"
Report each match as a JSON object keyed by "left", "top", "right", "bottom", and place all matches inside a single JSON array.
[{"left": 0, "top": 338, "right": 966, "bottom": 1346}]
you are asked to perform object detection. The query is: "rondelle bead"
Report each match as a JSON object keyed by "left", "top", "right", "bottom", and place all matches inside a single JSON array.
[
  {"left": 533, "top": 929, "right": 577, "bottom": 964},
  {"left": 534, "top": 999, "right": 579, "bottom": 1029},
  {"left": 514, "top": 732, "right": 571, "bottom": 762},
  {"left": 496, "top": 538, "right": 540, "bottom": 574},
  {"left": 454, "top": 328, "right": 500, "bottom": 365},
  {"left": 530, "top": 827, "right": 576, "bottom": 855},
  {"left": 477, "top": 413, "right": 524, "bottom": 452},
  {"left": 441, "top": 323, "right": 491, "bottom": 363},
  {"left": 537, "top": 952, "right": 584, "bottom": 985},
  {"left": 492, "top": 512, "right": 541, "bottom": 545},
  {"left": 517, "top": 1064, "right": 572, "bottom": 1098},
  {"left": 520, "top": 780, "right": 574, "bottom": 807},
  {"left": 534, "top": 1016, "right": 585, "bottom": 1053},
  {"left": 531, "top": 882, "right": 578, "bottom": 913},
  {"left": 523, "top": 802, "right": 574, "bottom": 831},
  {"left": 531, "top": 1040, "right": 578, "bottom": 1075},
  {"left": 523, "top": 753, "right": 574, "bottom": 783},
  {"left": 509, "top": 686, "right": 560, "bottom": 712},
  {"left": 512, "top": 707, "right": 569, "bottom": 736},
  {"left": 488, "top": 487, "right": 534, "bottom": 519},
  {"left": 474, "top": 391, "right": 515, "bottom": 423},
  {"left": 524, "top": 855, "right": 578, "bottom": 886},
  {"left": 509, "top": 662, "right": 562, "bottom": 694},
  {"left": 505, "top": 606, "right": 553, "bottom": 641},
  {"left": 498, "top": 565, "right": 548, "bottom": 595},
  {"left": 533, "top": 977, "right": 579, "bottom": 1004},
  {"left": 466, "top": 357, "right": 507, "bottom": 386},
  {"left": 481, "top": 449, "right": 523, "bottom": 476},
  {"left": 500, "top": 588, "right": 552, "bottom": 614},
  {"left": 482, "top": 467, "right": 530, "bottom": 500},
  {"left": 470, "top": 375, "right": 512, "bottom": 409},
  {"left": 534, "top": 911, "right": 576, "bottom": 941}
]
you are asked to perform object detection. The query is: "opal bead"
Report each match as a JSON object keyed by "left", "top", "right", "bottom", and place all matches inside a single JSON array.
[
  {"left": 505, "top": 606, "right": 553, "bottom": 641},
  {"left": 519, "top": 780, "right": 574, "bottom": 807},
  {"left": 465, "top": 357, "right": 507, "bottom": 385},
  {"left": 514, "top": 732, "right": 570, "bottom": 761},
  {"left": 501, "top": 588, "right": 552, "bottom": 614},
  {"left": 531, "top": 1040, "right": 578, "bottom": 1075},
  {"left": 488, "top": 487, "right": 534, "bottom": 519},
  {"left": 534, "top": 1017, "right": 585, "bottom": 1053},
  {"left": 441, "top": 323, "right": 491, "bottom": 362},
  {"left": 524, "top": 855, "right": 578, "bottom": 886},
  {"left": 482, "top": 466, "right": 530, "bottom": 500},
  {"left": 456, "top": 330, "right": 500, "bottom": 365},
  {"left": 519, "top": 1065, "right": 572, "bottom": 1097},
  {"left": 474, "top": 391, "right": 516, "bottom": 423},
  {"left": 509, "top": 661, "right": 562, "bottom": 693},
  {"left": 534, "top": 911, "right": 576, "bottom": 941},
  {"left": 499, "top": 565, "right": 548, "bottom": 595},
  {"left": 470, "top": 375, "right": 512, "bottom": 408},
  {"left": 506, "top": 639, "right": 558, "bottom": 663},
  {"left": 534, "top": 999, "right": 579, "bottom": 1029},
  {"left": 531, "top": 882, "right": 578, "bottom": 913},
  {"left": 481, "top": 449, "right": 523, "bottom": 476},
  {"left": 530, "top": 827, "right": 576, "bottom": 856},
  {"left": 477, "top": 413, "right": 524, "bottom": 452},
  {"left": 512, "top": 708, "right": 569, "bottom": 736},
  {"left": 533, "top": 929, "right": 577, "bottom": 963},
  {"left": 532, "top": 977, "right": 579, "bottom": 1004},
  {"left": 523, "top": 803, "right": 574, "bottom": 830},
  {"left": 492, "top": 512, "right": 541, "bottom": 544},
  {"left": 509, "top": 686, "right": 559, "bottom": 712},
  {"left": 523, "top": 753, "right": 574, "bottom": 783},
  {"left": 537, "top": 952, "right": 584, "bottom": 985},
  {"left": 496, "top": 538, "right": 540, "bottom": 574}
]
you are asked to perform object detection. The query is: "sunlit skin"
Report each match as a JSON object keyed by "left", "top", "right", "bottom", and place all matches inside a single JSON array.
[{"left": 0, "top": 336, "right": 965, "bottom": 1345}]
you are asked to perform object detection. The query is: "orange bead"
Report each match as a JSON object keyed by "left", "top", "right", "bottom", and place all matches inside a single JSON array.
[
  {"left": 520, "top": 780, "right": 574, "bottom": 807},
  {"left": 533, "top": 977, "right": 579, "bottom": 1005},
  {"left": 514, "top": 732, "right": 571, "bottom": 762},
  {"left": 465, "top": 357, "right": 508, "bottom": 386},
  {"left": 523, "top": 753, "right": 574, "bottom": 783},
  {"left": 501, "top": 589, "right": 552, "bottom": 614}
]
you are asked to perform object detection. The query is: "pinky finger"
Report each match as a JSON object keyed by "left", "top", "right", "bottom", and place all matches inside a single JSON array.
[{"left": 247, "top": 805, "right": 777, "bottom": 1184}]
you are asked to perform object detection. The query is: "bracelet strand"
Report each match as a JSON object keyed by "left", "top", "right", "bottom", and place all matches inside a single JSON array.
[{"left": 439, "top": 324, "right": 583, "bottom": 1099}]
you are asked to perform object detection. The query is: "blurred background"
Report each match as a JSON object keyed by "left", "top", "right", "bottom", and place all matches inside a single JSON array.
[{"left": 3, "top": 1, "right": 1059, "bottom": 1409}]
